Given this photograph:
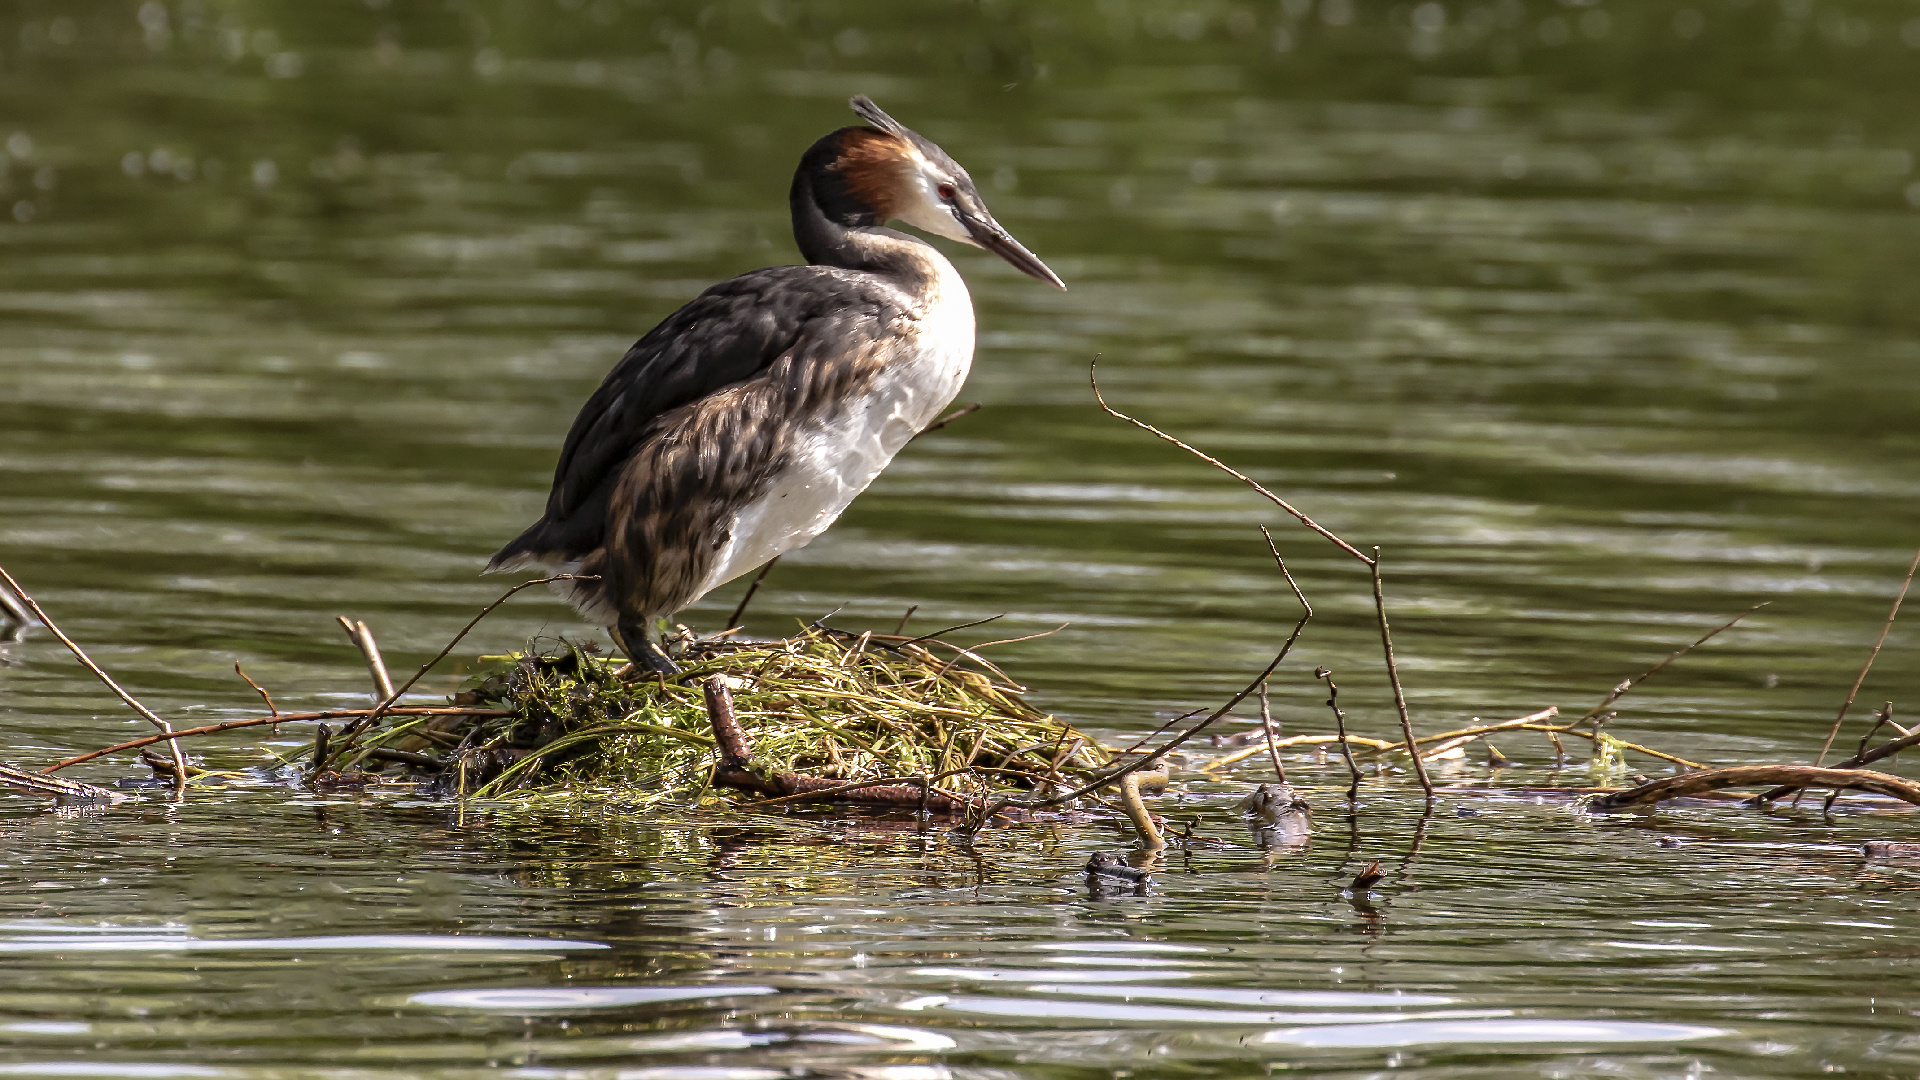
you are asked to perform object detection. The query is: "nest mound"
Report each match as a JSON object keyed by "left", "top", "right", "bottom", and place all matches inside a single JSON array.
[{"left": 351, "top": 626, "right": 1108, "bottom": 811}]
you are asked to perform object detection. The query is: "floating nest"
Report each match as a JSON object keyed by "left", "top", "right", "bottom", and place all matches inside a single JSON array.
[{"left": 339, "top": 625, "right": 1110, "bottom": 813}]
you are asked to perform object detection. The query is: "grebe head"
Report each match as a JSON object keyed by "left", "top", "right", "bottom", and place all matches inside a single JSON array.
[{"left": 800, "top": 95, "right": 1066, "bottom": 289}]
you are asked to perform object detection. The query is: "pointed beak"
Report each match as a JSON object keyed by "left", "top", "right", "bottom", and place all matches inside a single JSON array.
[{"left": 962, "top": 212, "right": 1066, "bottom": 289}]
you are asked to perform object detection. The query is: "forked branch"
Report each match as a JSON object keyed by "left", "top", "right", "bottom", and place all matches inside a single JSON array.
[{"left": 1090, "top": 359, "right": 1432, "bottom": 796}]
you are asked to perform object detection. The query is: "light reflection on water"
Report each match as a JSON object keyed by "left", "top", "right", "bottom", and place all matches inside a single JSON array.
[{"left": 4, "top": 0, "right": 1920, "bottom": 1076}]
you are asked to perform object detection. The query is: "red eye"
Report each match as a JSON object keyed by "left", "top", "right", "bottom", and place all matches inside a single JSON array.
[{"left": 937, "top": 183, "right": 956, "bottom": 201}]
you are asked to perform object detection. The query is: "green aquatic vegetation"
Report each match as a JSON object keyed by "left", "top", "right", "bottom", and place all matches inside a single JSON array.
[{"left": 370, "top": 627, "right": 1108, "bottom": 811}]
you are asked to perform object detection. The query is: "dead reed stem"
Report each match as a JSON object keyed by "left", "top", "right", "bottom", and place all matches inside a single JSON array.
[
  {"left": 0, "top": 561, "right": 189, "bottom": 795},
  {"left": 337, "top": 617, "right": 396, "bottom": 701}
]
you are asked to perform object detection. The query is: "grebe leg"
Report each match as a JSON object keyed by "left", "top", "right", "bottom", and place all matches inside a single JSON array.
[{"left": 617, "top": 616, "right": 681, "bottom": 677}]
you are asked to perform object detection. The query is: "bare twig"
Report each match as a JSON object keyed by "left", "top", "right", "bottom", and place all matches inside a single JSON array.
[
  {"left": 1575, "top": 603, "right": 1770, "bottom": 728},
  {"left": 727, "top": 558, "right": 779, "bottom": 631},
  {"left": 969, "top": 623, "right": 1070, "bottom": 650},
  {"left": 1591, "top": 765, "right": 1920, "bottom": 811},
  {"left": 39, "top": 708, "right": 510, "bottom": 773},
  {"left": 337, "top": 617, "right": 396, "bottom": 701},
  {"left": 0, "top": 562, "right": 189, "bottom": 795},
  {"left": 1092, "top": 362, "right": 1432, "bottom": 792},
  {"left": 1318, "top": 666, "right": 1364, "bottom": 799},
  {"left": 1757, "top": 703, "right": 1920, "bottom": 803},
  {"left": 325, "top": 574, "right": 599, "bottom": 766},
  {"left": 1257, "top": 526, "right": 1313, "bottom": 785},
  {"left": 1092, "top": 360, "right": 1370, "bottom": 563},
  {"left": 902, "top": 614, "right": 1004, "bottom": 647},
  {"left": 234, "top": 663, "right": 279, "bottom": 718},
  {"left": 910, "top": 401, "right": 982, "bottom": 440},
  {"left": 1371, "top": 548, "right": 1431, "bottom": 797},
  {"left": 1812, "top": 549, "right": 1920, "bottom": 766},
  {"left": 1259, "top": 681, "right": 1285, "bottom": 785}
]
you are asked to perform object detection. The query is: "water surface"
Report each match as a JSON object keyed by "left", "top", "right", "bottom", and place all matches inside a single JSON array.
[{"left": 3, "top": 1, "right": 1920, "bottom": 1075}]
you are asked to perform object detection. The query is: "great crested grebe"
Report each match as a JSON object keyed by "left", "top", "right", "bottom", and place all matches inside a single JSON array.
[{"left": 488, "top": 96, "right": 1064, "bottom": 673}]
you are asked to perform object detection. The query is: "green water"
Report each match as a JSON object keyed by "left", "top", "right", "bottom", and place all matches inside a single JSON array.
[{"left": 4, "top": 0, "right": 1920, "bottom": 1075}]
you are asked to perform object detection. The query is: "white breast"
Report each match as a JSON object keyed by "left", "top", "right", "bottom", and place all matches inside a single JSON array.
[{"left": 694, "top": 253, "right": 975, "bottom": 603}]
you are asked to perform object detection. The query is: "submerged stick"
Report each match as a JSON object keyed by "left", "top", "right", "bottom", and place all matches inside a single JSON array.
[
  {"left": 1591, "top": 765, "right": 1920, "bottom": 811},
  {"left": 0, "top": 562, "right": 189, "bottom": 794},
  {"left": 1812, "top": 549, "right": 1920, "bottom": 767}
]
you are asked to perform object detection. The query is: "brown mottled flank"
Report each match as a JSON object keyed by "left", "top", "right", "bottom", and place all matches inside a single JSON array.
[{"left": 595, "top": 341, "right": 890, "bottom": 627}]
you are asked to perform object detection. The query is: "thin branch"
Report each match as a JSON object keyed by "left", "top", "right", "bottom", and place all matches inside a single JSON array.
[
  {"left": 1259, "top": 680, "right": 1285, "bottom": 785},
  {"left": 1575, "top": 603, "right": 1770, "bottom": 728},
  {"left": 40, "top": 708, "right": 511, "bottom": 773},
  {"left": 325, "top": 574, "right": 598, "bottom": 766},
  {"left": 1813, "top": 549, "right": 1920, "bottom": 766},
  {"left": 901, "top": 614, "right": 1004, "bottom": 647},
  {"left": 1092, "top": 363, "right": 1433, "bottom": 793},
  {"left": 234, "top": 663, "right": 279, "bottom": 717},
  {"left": 1092, "top": 360, "right": 1372, "bottom": 565},
  {"left": 910, "top": 401, "right": 982, "bottom": 441},
  {"left": 0, "top": 561, "right": 189, "bottom": 794},
  {"left": 727, "top": 557, "right": 779, "bottom": 631},
  {"left": 1372, "top": 548, "right": 1431, "bottom": 797},
  {"left": 1591, "top": 765, "right": 1920, "bottom": 811},
  {"left": 969, "top": 623, "right": 1070, "bottom": 650},
  {"left": 1758, "top": 704, "right": 1920, "bottom": 803},
  {"left": 1318, "top": 666, "right": 1364, "bottom": 798}
]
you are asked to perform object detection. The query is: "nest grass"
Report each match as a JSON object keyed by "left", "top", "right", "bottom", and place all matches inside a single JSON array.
[{"left": 345, "top": 625, "right": 1108, "bottom": 810}]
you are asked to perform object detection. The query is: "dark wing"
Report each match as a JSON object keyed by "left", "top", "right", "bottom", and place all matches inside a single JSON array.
[{"left": 490, "top": 265, "right": 899, "bottom": 569}]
